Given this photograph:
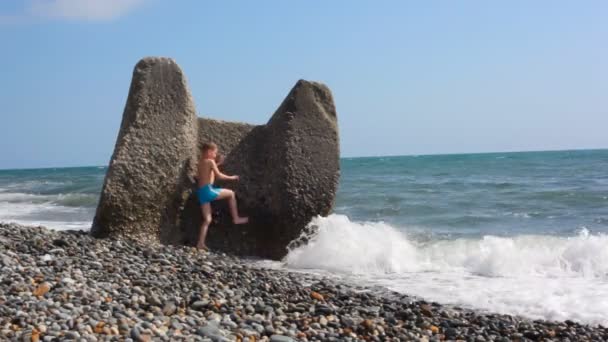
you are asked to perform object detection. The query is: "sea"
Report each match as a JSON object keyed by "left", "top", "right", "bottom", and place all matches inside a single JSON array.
[{"left": 1, "top": 149, "right": 607, "bottom": 325}]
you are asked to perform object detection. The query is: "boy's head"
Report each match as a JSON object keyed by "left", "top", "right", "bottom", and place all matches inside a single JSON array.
[{"left": 201, "top": 142, "right": 218, "bottom": 159}]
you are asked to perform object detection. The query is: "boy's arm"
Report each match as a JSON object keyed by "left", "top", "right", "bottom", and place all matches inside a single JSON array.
[{"left": 209, "top": 160, "right": 238, "bottom": 181}]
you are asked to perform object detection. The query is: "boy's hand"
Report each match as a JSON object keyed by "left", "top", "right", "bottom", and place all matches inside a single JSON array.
[{"left": 232, "top": 175, "right": 240, "bottom": 181}]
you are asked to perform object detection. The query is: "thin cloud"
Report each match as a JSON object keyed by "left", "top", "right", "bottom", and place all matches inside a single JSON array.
[{"left": 1, "top": 0, "right": 147, "bottom": 23}]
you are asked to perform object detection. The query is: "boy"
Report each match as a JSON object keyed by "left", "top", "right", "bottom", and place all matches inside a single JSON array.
[{"left": 196, "top": 142, "right": 248, "bottom": 251}]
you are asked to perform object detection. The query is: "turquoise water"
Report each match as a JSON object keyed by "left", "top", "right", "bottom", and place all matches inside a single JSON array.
[
  {"left": 2, "top": 149, "right": 608, "bottom": 323},
  {"left": 0, "top": 166, "right": 105, "bottom": 229},
  {"left": 337, "top": 149, "right": 608, "bottom": 239},
  {"left": 0, "top": 149, "right": 606, "bottom": 235}
]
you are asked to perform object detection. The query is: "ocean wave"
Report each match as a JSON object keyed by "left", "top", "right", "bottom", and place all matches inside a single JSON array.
[
  {"left": 0, "top": 192, "right": 95, "bottom": 231},
  {"left": 0, "top": 180, "right": 66, "bottom": 193},
  {"left": 280, "top": 215, "right": 608, "bottom": 324},
  {"left": 286, "top": 215, "right": 608, "bottom": 278},
  {"left": 55, "top": 193, "right": 99, "bottom": 207},
  {"left": 0, "top": 192, "right": 98, "bottom": 208},
  {"left": 521, "top": 190, "right": 608, "bottom": 204}
]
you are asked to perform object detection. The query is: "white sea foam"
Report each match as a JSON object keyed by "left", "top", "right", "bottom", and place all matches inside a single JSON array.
[
  {"left": 279, "top": 215, "right": 608, "bottom": 325},
  {"left": 0, "top": 192, "right": 93, "bottom": 231},
  {"left": 0, "top": 192, "right": 57, "bottom": 204}
]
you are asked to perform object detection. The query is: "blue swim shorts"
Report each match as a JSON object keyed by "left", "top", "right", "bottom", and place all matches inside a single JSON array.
[{"left": 197, "top": 184, "right": 221, "bottom": 205}]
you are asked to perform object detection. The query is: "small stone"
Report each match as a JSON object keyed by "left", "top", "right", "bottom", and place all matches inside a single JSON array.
[
  {"left": 139, "top": 333, "right": 152, "bottom": 342},
  {"left": 191, "top": 300, "right": 210, "bottom": 311},
  {"left": 171, "top": 321, "right": 183, "bottom": 330},
  {"left": 361, "top": 319, "right": 374, "bottom": 330},
  {"left": 162, "top": 302, "right": 177, "bottom": 316},
  {"left": 270, "top": 335, "right": 295, "bottom": 342},
  {"left": 31, "top": 328, "right": 40, "bottom": 342},
  {"left": 251, "top": 323, "right": 264, "bottom": 334},
  {"left": 52, "top": 239, "right": 69, "bottom": 247},
  {"left": 444, "top": 327, "right": 458, "bottom": 339},
  {"left": 196, "top": 323, "right": 219, "bottom": 337},
  {"left": 149, "top": 295, "right": 163, "bottom": 307},
  {"left": 311, "top": 291, "right": 324, "bottom": 301},
  {"left": 341, "top": 316, "right": 355, "bottom": 327},
  {"left": 94, "top": 322, "right": 105, "bottom": 334},
  {"left": 315, "top": 304, "right": 334, "bottom": 315},
  {"left": 420, "top": 304, "right": 433, "bottom": 317},
  {"left": 264, "top": 325, "right": 275, "bottom": 335},
  {"left": 130, "top": 327, "right": 141, "bottom": 340},
  {"left": 1, "top": 255, "right": 15, "bottom": 266},
  {"left": 65, "top": 331, "right": 80, "bottom": 339},
  {"left": 33, "top": 283, "right": 51, "bottom": 297}
]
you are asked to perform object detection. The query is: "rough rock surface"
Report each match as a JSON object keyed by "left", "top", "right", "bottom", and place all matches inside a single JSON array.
[
  {"left": 92, "top": 57, "right": 340, "bottom": 259},
  {"left": 91, "top": 57, "right": 198, "bottom": 244},
  {"left": 198, "top": 80, "right": 340, "bottom": 259}
]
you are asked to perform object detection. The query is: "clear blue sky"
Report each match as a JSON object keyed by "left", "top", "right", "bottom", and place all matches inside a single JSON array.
[{"left": 1, "top": 0, "right": 606, "bottom": 169}]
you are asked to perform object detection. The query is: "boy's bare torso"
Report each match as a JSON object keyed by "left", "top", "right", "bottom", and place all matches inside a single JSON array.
[{"left": 197, "top": 158, "right": 215, "bottom": 187}]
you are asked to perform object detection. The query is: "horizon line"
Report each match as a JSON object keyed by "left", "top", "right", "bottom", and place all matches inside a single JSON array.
[{"left": 343, "top": 147, "right": 608, "bottom": 160}]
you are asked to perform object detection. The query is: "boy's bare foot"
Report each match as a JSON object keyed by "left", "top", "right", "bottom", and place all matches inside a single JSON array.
[
  {"left": 196, "top": 243, "right": 209, "bottom": 251},
  {"left": 233, "top": 217, "right": 249, "bottom": 225}
]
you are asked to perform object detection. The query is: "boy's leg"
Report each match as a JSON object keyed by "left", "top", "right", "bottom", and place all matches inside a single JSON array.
[
  {"left": 215, "top": 189, "right": 249, "bottom": 224},
  {"left": 197, "top": 203, "right": 212, "bottom": 250}
]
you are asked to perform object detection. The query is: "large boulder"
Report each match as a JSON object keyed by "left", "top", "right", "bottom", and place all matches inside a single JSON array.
[
  {"left": 91, "top": 57, "right": 198, "bottom": 243},
  {"left": 92, "top": 57, "right": 340, "bottom": 260},
  {"left": 199, "top": 80, "right": 340, "bottom": 259}
]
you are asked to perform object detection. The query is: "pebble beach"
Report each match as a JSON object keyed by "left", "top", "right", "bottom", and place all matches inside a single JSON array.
[{"left": 1, "top": 223, "right": 607, "bottom": 341}]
